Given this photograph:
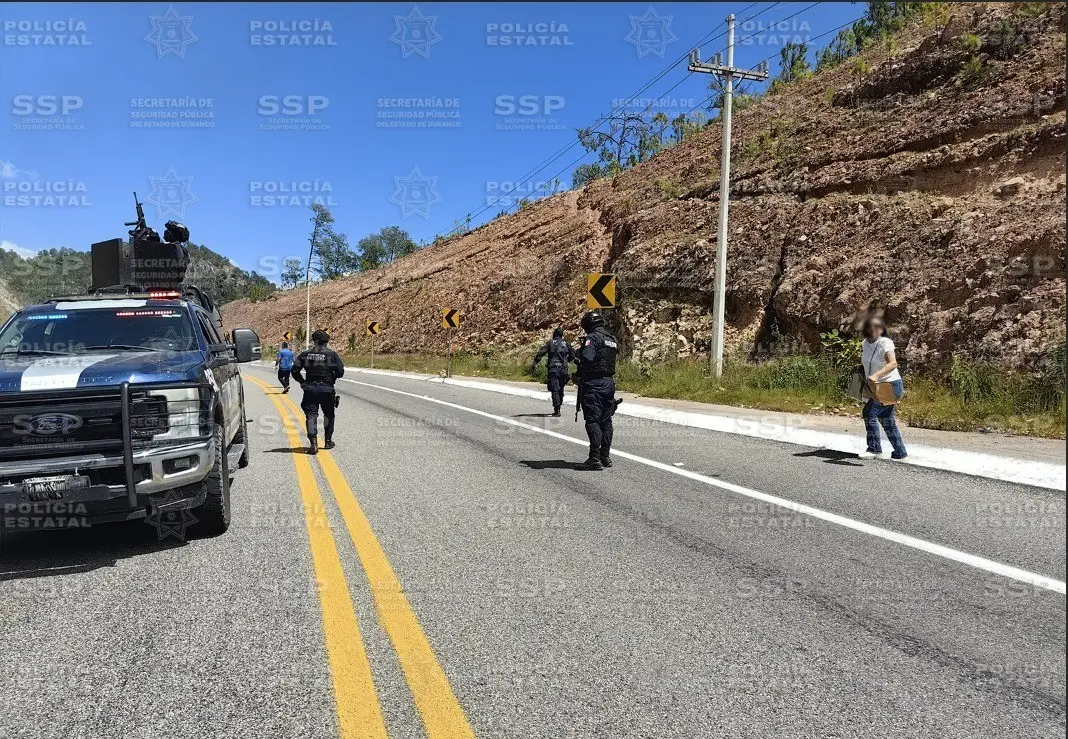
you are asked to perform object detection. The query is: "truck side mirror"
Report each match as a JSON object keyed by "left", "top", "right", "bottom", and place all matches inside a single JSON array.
[{"left": 231, "top": 328, "right": 261, "bottom": 363}]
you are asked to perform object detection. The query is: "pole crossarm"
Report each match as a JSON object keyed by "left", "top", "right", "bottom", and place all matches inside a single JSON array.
[{"left": 688, "top": 57, "right": 770, "bottom": 82}]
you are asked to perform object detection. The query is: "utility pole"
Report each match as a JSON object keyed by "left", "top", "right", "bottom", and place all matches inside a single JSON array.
[
  {"left": 688, "top": 14, "right": 769, "bottom": 377},
  {"left": 305, "top": 223, "right": 320, "bottom": 351}
]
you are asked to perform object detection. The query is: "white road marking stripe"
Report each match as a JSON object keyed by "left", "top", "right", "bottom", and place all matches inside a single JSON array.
[
  {"left": 340, "top": 375, "right": 1067, "bottom": 596},
  {"left": 336, "top": 366, "right": 1067, "bottom": 491},
  {"left": 19, "top": 354, "right": 120, "bottom": 391}
]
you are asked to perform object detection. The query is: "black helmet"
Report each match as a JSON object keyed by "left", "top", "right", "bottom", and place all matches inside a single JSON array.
[
  {"left": 311, "top": 330, "right": 330, "bottom": 345},
  {"left": 580, "top": 311, "right": 604, "bottom": 332},
  {"left": 552, "top": 327, "right": 564, "bottom": 339}
]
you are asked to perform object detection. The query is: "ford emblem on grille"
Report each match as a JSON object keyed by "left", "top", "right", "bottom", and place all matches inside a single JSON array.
[{"left": 23, "top": 412, "right": 84, "bottom": 436}]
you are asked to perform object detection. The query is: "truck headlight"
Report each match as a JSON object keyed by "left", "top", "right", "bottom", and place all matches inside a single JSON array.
[{"left": 153, "top": 387, "right": 202, "bottom": 440}]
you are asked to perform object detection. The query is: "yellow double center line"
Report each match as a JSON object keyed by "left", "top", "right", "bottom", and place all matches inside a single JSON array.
[{"left": 247, "top": 375, "right": 475, "bottom": 739}]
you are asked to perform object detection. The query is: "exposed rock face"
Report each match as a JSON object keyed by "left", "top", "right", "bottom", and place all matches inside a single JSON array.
[{"left": 224, "top": 3, "right": 1066, "bottom": 371}]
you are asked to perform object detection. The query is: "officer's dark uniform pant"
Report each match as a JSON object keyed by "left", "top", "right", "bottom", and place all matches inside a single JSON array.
[
  {"left": 581, "top": 377, "right": 616, "bottom": 461},
  {"left": 547, "top": 369, "right": 569, "bottom": 412},
  {"left": 301, "top": 383, "right": 336, "bottom": 441},
  {"left": 278, "top": 369, "right": 291, "bottom": 390}
]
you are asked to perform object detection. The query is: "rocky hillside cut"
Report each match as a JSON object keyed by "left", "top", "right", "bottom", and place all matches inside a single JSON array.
[{"left": 224, "top": 4, "right": 1066, "bottom": 371}]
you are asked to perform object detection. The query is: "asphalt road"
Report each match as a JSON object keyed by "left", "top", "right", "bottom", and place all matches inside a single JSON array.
[{"left": 1, "top": 363, "right": 1064, "bottom": 739}]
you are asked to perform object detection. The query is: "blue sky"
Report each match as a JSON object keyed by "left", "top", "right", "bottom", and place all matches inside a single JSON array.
[{"left": 1, "top": 2, "right": 860, "bottom": 282}]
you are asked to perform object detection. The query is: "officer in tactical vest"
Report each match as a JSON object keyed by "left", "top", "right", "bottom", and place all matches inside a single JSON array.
[
  {"left": 291, "top": 330, "right": 345, "bottom": 455},
  {"left": 531, "top": 327, "right": 577, "bottom": 417},
  {"left": 574, "top": 311, "right": 620, "bottom": 470}
]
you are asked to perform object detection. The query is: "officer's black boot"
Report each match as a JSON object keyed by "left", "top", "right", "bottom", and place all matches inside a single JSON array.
[
  {"left": 600, "top": 455, "right": 613, "bottom": 468},
  {"left": 307, "top": 437, "right": 318, "bottom": 455},
  {"left": 575, "top": 457, "right": 603, "bottom": 471},
  {"left": 552, "top": 406, "right": 561, "bottom": 417},
  {"left": 324, "top": 438, "right": 335, "bottom": 450}
]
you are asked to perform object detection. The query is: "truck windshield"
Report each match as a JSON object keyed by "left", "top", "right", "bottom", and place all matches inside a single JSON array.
[{"left": 0, "top": 308, "right": 198, "bottom": 356}]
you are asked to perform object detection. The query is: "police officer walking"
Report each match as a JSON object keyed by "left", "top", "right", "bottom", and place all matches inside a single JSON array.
[
  {"left": 574, "top": 311, "right": 620, "bottom": 471},
  {"left": 531, "top": 327, "right": 576, "bottom": 417},
  {"left": 291, "top": 330, "right": 345, "bottom": 455}
]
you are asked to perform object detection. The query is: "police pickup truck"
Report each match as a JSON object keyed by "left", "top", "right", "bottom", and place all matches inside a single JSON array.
[{"left": 0, "top": 285, "right": 261, "bottom": 536}]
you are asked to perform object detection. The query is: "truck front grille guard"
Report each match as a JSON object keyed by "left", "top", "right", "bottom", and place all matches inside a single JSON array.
[
  {"left": 0, "top": 380, "right": 213, "bottom": 506},
  {"left": 118, "top": 380, "right": 215, "bottom": 507}
]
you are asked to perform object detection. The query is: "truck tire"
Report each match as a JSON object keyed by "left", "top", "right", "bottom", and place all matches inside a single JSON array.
[{"left": 192, "top": 422, "right": 230, "bottom": 536}]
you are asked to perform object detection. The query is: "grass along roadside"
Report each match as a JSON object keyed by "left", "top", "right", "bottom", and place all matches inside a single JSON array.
[{"left": 262, "top": 347, "right": 1066, "bottom": 440}]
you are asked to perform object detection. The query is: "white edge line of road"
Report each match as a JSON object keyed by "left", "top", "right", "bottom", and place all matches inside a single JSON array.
[
  {"left": 334, "top": 375, "right": 1066, "bottom": 596},
  {"left": 334, "top": 365, "right": 1066, "bottom": 492}
]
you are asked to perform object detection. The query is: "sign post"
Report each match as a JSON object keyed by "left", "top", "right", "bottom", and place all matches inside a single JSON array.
[
  {"left": 441, "top": 309, "right": 461, "bottom": 378},
  {"left": 446, "top": 329, "right": 453, "bottom": 378},
  {"left": 366, "top": 321, "right": 380, "bottom": 370}
]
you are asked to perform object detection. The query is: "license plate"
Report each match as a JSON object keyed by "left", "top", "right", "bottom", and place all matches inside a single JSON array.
[{"left": 22, "top": 475, "right": 90, "bottom": 500}]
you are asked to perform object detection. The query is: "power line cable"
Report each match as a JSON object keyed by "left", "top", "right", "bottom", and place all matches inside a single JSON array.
[
  {"left": 485, "top": 6, "right": 873, "bottom": 218},
  {"left": 426, "top": 2, "right": 789, "bottom": 240}
]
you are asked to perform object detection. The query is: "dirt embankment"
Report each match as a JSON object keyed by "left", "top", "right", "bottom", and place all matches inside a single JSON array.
[{"left": 224, "top": 3, "right": 1066, "bottom": 371}]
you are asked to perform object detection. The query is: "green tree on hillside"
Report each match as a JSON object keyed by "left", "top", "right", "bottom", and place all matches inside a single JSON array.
[
  {"left": 777, "top": 41, "right": 811, "bottom": 85},
  {"left": 317, "top": 231, "right": 357, "bottom": 279},
  {"left": 707, "top": 76, "right": 758, "bottom": 119},
  {"left": 356, "top": 226, "right": 418, "bottom": 271},
  {"left": 308, "top": 203, "right": 356, "bottom": 281},
  {"left": 815, "top": 2, "right": 926, "bottom": 71},
  {"left": 572, "top": 163, "right": 607, "bottom": 188},
  {"left": 572, "top": 111, "right": 682, "bottom": 186},
  {"left": 280, "top": 257, "right": 304, "bottom": 289}
]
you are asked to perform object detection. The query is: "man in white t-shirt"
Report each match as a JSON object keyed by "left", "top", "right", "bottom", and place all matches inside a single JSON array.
[{"left": 857, "top": 316, "right": 908, "bottom": 460}]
